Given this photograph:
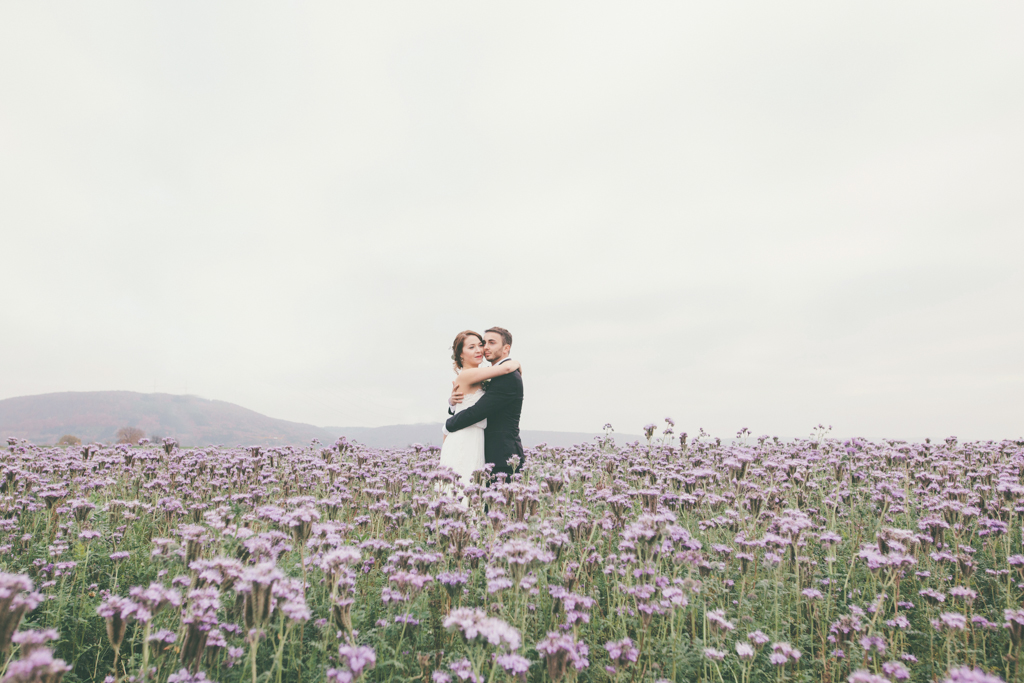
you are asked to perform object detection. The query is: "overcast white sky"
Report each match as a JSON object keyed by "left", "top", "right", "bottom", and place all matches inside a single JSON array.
[{"left": 1, "top": 2, "right": 1022, "bottom": 441}]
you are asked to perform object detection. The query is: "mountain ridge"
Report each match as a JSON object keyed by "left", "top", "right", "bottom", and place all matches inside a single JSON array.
[
  {"left": 0, "top": 391, "right": 635, "bottom": 448},
  {"left": 0, "top": 391, "right": 334, "bottom": 446}
]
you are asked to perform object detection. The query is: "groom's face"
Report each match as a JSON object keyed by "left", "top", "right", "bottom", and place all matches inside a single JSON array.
[{"left": 483, "top": 332, "right": 510, "bottom": 362}]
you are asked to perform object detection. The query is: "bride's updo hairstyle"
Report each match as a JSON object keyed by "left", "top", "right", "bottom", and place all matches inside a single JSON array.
[{"left": 452, "top": 330, "right": 483, "bottom": 372}]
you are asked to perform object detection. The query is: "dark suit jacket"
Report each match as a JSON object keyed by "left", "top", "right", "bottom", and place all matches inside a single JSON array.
[{"left": 445, "top": 369, "right": 524, "bottom": 478}]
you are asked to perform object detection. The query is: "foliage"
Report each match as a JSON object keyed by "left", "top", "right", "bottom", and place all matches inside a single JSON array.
[
  {"left": 116, "top": 427, "right": 146, "bottom": 445},
  {"left": 0, "top": 428, "right": 1021, "bottom": 683}
]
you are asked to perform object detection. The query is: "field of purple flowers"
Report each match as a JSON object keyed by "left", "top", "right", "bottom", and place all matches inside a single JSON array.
[{"left": 0, "top": 424, "right": 1022, "bottom": 683}]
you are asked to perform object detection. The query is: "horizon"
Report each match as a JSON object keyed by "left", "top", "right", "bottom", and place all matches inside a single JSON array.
[
  {"left": 1, "top": 389, "right": 1016, "bottom": 445},
  {"left": 2, "top": 3, "right": 1022, "bottom": 441}
]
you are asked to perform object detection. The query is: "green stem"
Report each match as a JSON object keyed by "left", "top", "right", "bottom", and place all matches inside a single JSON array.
[
  {"left": 386, "top": 623, "right": 408, "bottom": 683},
  {"left": 250, "top": 634, "right": 260, "bottom": 683},
  {"left": 274, "top": 622, "right": 292, "bottom": 683},
  {"left": 140, "top": 622, "right": 151, "bottom": 683}
]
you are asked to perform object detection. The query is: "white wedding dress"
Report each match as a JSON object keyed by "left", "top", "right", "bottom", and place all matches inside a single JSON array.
[{"left": 438, "top": 389, "right": 486, "bottom": 487}]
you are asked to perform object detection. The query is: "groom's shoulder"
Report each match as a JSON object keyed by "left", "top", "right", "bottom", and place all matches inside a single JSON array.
[
  {"left": 497, "top": 368, "right": 523, "bottom": 389},
  {"left": 489, "top": 369, "right": 522, "bottom": 387}
]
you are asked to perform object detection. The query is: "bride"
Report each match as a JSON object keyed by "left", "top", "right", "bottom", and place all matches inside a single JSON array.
[{"left": 438, "top": 330, "right": 521, "bottom": 487}]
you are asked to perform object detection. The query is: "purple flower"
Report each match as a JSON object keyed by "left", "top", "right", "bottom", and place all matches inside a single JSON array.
[
  {"left": 777, "top": 509, "right": 813, "bottom": 539},
  {"left": 493, "top": 540, "right": 556, "bottom": 581},
  {"left": 882, "top": 661, "right": 911, "bottom": 681},
  {"left": 96, "top": 593, "right": 137, "bottom": 645},
  {"left": 10, "top": 629, "right": 59, "bottom": 657},
  {"left": 942, "top": 667, "right": 1006, "bottom": 683},
  {"left": 2, "top": 648, "right": 70, "bottom": 683},
  {"left": 189, "top": 558, "right": 244, "bottom": 589},
  {"left": 703, "top": 647, "right": 726, "bottom": 661},
  {"left": 182, "top": 587, "right": 219, "bottom": 628},
  {"left": 830, "top": 614, "right": 864, "bottom": 644},
  {"left": 167, "top": 669, "right": 214, "bottom": 683},
  {"left": 819, "top": 531, "right": 843, "bottom": 545},
  {"left": 236, "top": 561, "right": 284, "bottom": 630},
  {"left": 389, "top": 570, "right": 433, "bottom": 594},
  {"left": 747, "top": 630, "right": 770, "bottom": 647},
  {"left": 859, "top": 635, "right": 886, "bottom": 655},
  {"left": 208, "top": 629, "right": 228, "bottom": 649},
  {"left": 128, "top": 582, "right": 181, "bottom": 623},
  {"left": 495, "top": 653, "right": 531, "bottom": 680},
  {"left": 225, "top": 646, "right": 245, "bottom": 668},
  {"left": 735, "top": 642, "right": 755, "bottom": 660},
  {"left": 68, "top": 498, "right": 96, "bottom": 522},
  {"left": 972, "top": 616, "right": 997, "bottom": 629},
  {"left": 148, "top": 629, "right": 177, "bottom": 644},
  {"left": 706, "top": 609, "right": 734, "bottom": 633},
  {"left": 0, "top": 572, "right": 42, "bottom": 653},
  {"left": 949, "top": 586, "right": 978, "bottom": 603},
  {"left": 1005, "top": 607, "right": 1024, "bottom": 645},
  {"left": 549, "top": 586, "right": 597, "bottom": 617},
  {"left": 448, "top": 658, "right": 482, "bottom": 683},
  {"left": 771, "top": 642, "right": 800, "bottom": 663},
  {"left": 535, "top": 632, "right": 589, "bottom": 681},
  {"left": 886, "top": 615, "right": 910, "bottom": 630},
  {"left": 337, "top": 644, "right": 376, "bottom": 677},
  {"left": 604, "top": 638, "right": 639, "bottom": 668},
  {"left": 933, "top": 612, "right": 968, "bottom": 632},
  {"left": 437, "top": 571, "right": 471, "bottom": 592},
  {"left": 660, "top": 586, "right": 688, "bottom": 608},
  {"left": 443, "top": 608, "right": 521, "bottom": 650},
  {"left": 320, "top": 547, "right": 362, "bottom": 576},
  {"left": 274, "top": 578, "right": 311, "bottom": 623},
  {"left": 847, "top": 671, "right": 889, "bottom": 683}
]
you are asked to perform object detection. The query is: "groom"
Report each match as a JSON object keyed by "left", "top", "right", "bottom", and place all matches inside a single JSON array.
[{"left": 446, "top": 326, "right": 524, "bottom": 481}]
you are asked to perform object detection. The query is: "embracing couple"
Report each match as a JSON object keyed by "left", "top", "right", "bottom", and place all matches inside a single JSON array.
[{"left": 439, "top": 326, "right": 524, "bottom": 487}]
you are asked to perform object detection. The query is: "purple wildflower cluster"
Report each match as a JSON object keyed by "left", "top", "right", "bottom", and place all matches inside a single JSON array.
[
  {"left": 535, "top": 631, "right": 589, "bottom": 682},
  {"left": 0, "top": 573, "right": 68, "bottom": 683},
  {"left": 327, "top": 644, "right": 376, "bottom": 683},
  {"left": 443, "top": 607, "right": 521, "bottom": 650},
  {"left": 1, "top": 430, "right": 1024, "bottom": 681}
]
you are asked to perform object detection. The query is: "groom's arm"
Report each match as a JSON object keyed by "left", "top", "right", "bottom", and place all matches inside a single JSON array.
[{"left": 445, "top": 376, "right": 517, "bottom": 433}]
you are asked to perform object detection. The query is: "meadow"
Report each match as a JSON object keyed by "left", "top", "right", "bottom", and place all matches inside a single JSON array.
[{"left": 0, "top": 424, "right": 1020, "bottom": 683}]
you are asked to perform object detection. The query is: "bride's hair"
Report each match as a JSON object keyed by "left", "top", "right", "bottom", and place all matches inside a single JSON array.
[{"left": 452, "top": 330, "right": 484, "bottom": 372}]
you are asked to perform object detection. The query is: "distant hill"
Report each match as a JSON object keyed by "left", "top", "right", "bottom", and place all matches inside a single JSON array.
[
  {"left": 0, "top": 391, "right": 336, "bottom": 446},
  {"left": 0, "top": 391, "right": 637, "bottom": 449}
]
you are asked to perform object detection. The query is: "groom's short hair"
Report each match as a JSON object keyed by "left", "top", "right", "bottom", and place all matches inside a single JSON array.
[{"left": 485, "top": 327, "right": 512, "bottom": 348}]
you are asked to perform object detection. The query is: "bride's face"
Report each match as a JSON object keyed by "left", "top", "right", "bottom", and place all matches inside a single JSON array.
[{"left": 461, "top": 337, "right": 484, "bottom": 368}]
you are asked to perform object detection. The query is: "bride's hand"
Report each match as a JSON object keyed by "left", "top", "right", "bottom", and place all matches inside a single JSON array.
[{"left": 450, "top": 381, "right": 464, "bottom": 406}]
